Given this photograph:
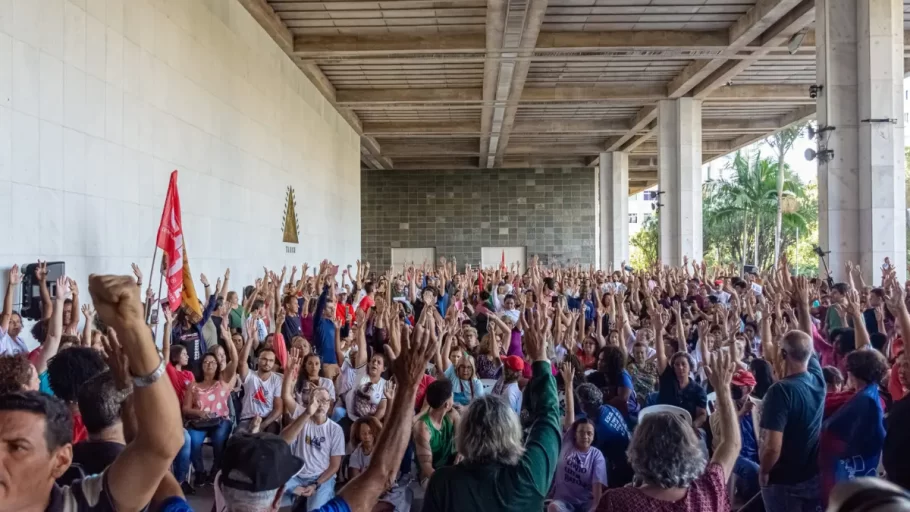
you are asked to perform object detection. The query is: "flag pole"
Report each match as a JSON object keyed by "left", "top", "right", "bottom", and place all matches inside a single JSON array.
[{"left": 153, "top": 266, "right": 165, "bottom": 339}]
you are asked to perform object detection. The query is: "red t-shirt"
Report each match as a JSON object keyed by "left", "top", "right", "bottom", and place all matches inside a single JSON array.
[
  {"left": 336, "top": 303, "right": 354, "bottom": 324},
  {"left": 72, "top": 411, "right": 88, "bottom": 444},
  {"left": 597, "top": 462, "right": 729, "bottom": 512},
  {"left": 359, "top": 295, "right": 375, "bottom": 312},
  {"left": 415, "top": 374, "right": 436, "bottom": 410},
  {"left": 166, "top": 363, "right": 195, "bottom": 405}
]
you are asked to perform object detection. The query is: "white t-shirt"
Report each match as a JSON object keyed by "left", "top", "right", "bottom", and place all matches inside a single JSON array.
[
  {"left": 240, "top": 371, "right": 283, "bottom": 420},
  {"left": 498, "top": 380, "right": 523, "bottom": 414},
  {"left": 349, "top": 444, "right": 371, "bottom": 471},
  {"left": 290, "top": 405, "right": 345, "bottom": 478},
  {"left": 0, "top": 326, "right": 28, "bottom": 356},
  {"left": 344, "top": 364, "right": 387, "bottom": 421}
]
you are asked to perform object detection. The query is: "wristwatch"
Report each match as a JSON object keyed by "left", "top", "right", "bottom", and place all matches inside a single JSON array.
[{"left": 131, "top": 357, "right": 166, "bottom": 388}]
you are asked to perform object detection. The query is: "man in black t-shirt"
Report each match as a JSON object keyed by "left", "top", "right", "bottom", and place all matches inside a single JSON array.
[
  {"left": 62, "top": 372, "right": 127, "bottom": 485},
  {"left": 758, "top": 330, "right": 825, "bottom": 512}
]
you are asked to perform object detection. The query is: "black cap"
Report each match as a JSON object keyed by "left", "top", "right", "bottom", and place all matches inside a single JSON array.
[{"left": 220, "top": 433, "right": 303, "bottom": 492}]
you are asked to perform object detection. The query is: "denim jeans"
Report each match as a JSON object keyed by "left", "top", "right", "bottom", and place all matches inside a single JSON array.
[
  {"left": 733, "top": 456, "right": 760, "bottom": 501},
  {"left": 173, "top": 429, "right": 191, "bottom": 483},
  {"left": 187, "top": 418, "right": 232, "bottom": 475},
  {"left": 761, "top": 475, "right": 822, "bottom": 512},
  {"left": 282, "top": 474, "right": 336, "bottom": 511}
]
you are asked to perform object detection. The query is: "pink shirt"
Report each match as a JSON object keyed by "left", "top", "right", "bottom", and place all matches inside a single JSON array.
[
  {"left": 597, "top": 463, "right": 729, "bottom": 512},
  {"left": 192, "top": 380, "right": 231, "bottom": 418}
]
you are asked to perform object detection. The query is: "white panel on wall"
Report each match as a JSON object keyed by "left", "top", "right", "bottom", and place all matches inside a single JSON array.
[
  {"left": 481, "top": 247, "right": 528, "bottom": 273},
  {"left": 0, "top": 0, "right": 361, "bottom": 346},
  {"left": 391, "top": 248, "right": 437, "bottom": 269}
]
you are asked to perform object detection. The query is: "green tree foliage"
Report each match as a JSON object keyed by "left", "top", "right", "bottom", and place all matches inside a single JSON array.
[
  {"left": 630, "top": 214, "right": 659, "bottom": 270},
  {"left": 702, "top": 151, "right": 815, "bottom": 271}
]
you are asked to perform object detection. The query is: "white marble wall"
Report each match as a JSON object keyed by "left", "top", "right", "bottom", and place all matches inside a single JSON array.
[
  {"left": 817, "top": 0, "right": 906, "bottom": 283},
  {"left": 599, "top": 151, "right": 629, "bottom": 269},
  {"left": 658, "top": 98, "right": 703, "bottom": 265},
  {"left": 0, "top": 0, "right": 362, "bottom": 321}
]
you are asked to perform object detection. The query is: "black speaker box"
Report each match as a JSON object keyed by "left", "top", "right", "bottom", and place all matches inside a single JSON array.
[{"left": 20, "top": 261, "right": 65, "bottom": 320}]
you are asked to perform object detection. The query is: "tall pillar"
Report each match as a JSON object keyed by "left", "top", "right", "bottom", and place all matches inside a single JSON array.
[
  {"left": 658, "top": 98, "right": 703, "bottom": 266},
  {"left": 816, "top": 0, "right": 905, "bottom": 283},
  {"left": 599, "top": 152, "right": 629, "bottom": 269}
]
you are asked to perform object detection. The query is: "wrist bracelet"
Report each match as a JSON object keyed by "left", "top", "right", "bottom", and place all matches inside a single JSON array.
[{"left": 131, "top": 357, "right": 166, "bottom": 388}]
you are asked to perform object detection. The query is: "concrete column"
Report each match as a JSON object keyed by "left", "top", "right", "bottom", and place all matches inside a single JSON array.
[
  {"left": 816, "top": 0, "right": 905, "bottom": 283},
  {"left": 599, "top": 152, "right": 629, "bottom": 269},
  {"left": 658, "top": 98, "right": 704, "bottom": 266}
]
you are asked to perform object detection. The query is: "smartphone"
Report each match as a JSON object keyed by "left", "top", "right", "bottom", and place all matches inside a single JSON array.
[{"left": 150, "top": 306, "right": 160, "bottom": 325}]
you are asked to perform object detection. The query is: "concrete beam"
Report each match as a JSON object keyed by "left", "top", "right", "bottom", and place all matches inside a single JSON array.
[
  {"left": 693, "top": 0, "right": 815, "bottom": 99},
  {"left": 337, "top": 88, "right": 482, "bottom": 105},
  {"left": 490, "top": 0, "right": 550, "bottom": 166},
  {"left": 706, "top": 84, "right": 810, "bottom": 102},
  {"left": 363, "top": 121, "right": 480, "bottom": 135},
  {"left": 237, "top": 0, "right": 293, "bottom": 52},
  {"left": 479, "top": 0, "right": 507, "bottom": 168}
]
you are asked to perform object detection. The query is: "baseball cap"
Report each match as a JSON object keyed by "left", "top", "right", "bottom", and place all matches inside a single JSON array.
[
  {"left": 220, "top": 433, "right": 303, "bottom": 492},
  {"left": 731, "top": 369, "right": 757, "bottom": 387},
  {"left": 501, "top": 355, "right": 525, "bottom": 372}
]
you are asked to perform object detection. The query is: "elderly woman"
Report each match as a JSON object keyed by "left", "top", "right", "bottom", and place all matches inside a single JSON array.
[
  {"left": 596, "top": 351, "right": 741, "bottom": 511},
  {"left": 422, "top": 309, "right": 560, "bottom": 512}
]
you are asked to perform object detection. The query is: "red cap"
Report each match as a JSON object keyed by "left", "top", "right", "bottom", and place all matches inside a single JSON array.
[
  {"left": 731, "top": 369, "right": 756, "bottom": 387},
  {"left": 501, "top": 355, "right": 525, "bottom": 372}
]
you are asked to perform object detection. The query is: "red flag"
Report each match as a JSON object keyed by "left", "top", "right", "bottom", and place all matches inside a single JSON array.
[{"left": 156, "top": 171, "right": 186, "bottom": 311}]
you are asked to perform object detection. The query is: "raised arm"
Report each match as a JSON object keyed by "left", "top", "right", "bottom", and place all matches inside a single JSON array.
[
  {"left": 560, "top": 362, "right": 576, "bottom": 432},
  {"left": 65, "top": 279, "right": 81, "bottom": 334},
  {"left": 281, "top": 349, "right": 303, "bottom": 422},
  {"left": 340, "top": 321, "right": 438, "bottom": 512},
  {"left": 36, "top": 261, "right": 53, "bottom": 321},
  {"left": 35, "top": 276, "right": 69, "bottom": 375},
  {"left": 794, "top": 277, "right": 814, "bottom": 337},
  {"left": 89, "top": 275, "right": 184, "bottom": 512},
  {"left": 651, "top": 299, "right": 667, "bottom": 374},
  {"left": 845, "top": 289, "right": 869, "bottom": 350},
  {"left": 220, "top": 323, "right": 239, "bottom": 384},
  {"left": 81, "top": 304, "right": 96, "bottom": 347},
  {"left": 707, "top": 350, "right": 741, "bottom": 479},
  {"left": 0, "top": 265, "right": 21, "bottom": 334},
  {"left": 238, "top": 317, "right": 257, "bottom": 380},
  {"left": 161, "top": 308, "right": 173, "bottom": 364}
]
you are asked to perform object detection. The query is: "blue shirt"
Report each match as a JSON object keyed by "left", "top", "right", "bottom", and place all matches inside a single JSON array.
[
  {"left": 313, "top": 287, "right": 338, "bottom": 365},
  {"left": 739, "top": 412, "right": 758, "bottom": 461},
  {"left": 588, "top": 405, "right": 631, "bottom": 463}
]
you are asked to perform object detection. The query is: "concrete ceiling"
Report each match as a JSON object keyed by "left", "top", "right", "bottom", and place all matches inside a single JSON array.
[{"left": 239, "top": 0, "right": 910, "bottom": 194}]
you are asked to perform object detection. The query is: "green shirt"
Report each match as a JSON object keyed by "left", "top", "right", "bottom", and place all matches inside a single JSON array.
[
  {"left": 421, "top": 413, "right": 455, "bottom": 469},
  {"left": 422, "top": 361, "right": 560, "bottom": 512},
  {"left": 229, "top": 307, "right": 245, "bottom": 330}
]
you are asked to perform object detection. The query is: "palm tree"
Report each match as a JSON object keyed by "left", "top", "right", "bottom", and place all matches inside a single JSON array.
[
  {"left": 767, "top": 123, "right": 807, "bottom": 266},
  {"left": 704, "top": 151, "right": 809, "bottom": 270}
]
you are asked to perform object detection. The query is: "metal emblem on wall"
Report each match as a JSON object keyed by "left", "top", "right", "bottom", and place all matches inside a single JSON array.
[{"left": 283, "top": 186, "right": 299, "bottom": 252}]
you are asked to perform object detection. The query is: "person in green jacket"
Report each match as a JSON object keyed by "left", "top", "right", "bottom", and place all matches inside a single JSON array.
[{"left": 422, "top": 307, "right": 561, "bottom": 512}]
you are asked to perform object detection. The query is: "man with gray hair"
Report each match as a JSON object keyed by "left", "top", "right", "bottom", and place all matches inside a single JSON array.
[
  {"left": 759, "top": 277, "right": 825, "bottom": 512},
  {"left": 422, "top": 308, "right": 561, "bottom": 512}
]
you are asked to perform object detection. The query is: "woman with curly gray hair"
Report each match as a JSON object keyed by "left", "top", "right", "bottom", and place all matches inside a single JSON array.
[{"left": 595, "top": 350, "right": 741, "bottom": 511}]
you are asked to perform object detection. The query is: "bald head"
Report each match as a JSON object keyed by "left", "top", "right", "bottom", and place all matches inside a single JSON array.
[{"left": 780, "top": 330, "right": 813, "bottom": 364}]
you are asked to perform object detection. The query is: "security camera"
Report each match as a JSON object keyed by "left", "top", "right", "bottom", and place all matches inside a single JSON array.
[{"left": 809, "top": 84, "right": 823, "bottom": 99}]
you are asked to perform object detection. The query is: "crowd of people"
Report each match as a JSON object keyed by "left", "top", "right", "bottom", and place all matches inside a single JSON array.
[{"left": 1, "top": 254, "right": 909, "bottom": 512}]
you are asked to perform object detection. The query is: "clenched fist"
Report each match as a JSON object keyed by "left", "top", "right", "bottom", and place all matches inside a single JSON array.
[{"left": 88, "top": 275, "right": 146, "bottom": 334}]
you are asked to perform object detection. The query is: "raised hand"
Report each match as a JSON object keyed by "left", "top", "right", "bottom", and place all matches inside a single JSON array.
[
  {"left": 81, "top": 304, "right": 95, "bottom": 319},
  {"left": 705, "top": 347, "right": 735, "bottom": 391},
  {"left": 794, "top": 276, "right": 810, "bottom": 306},
  {"left": 162, "top": 306, "right": 174, "bottom": 325},
  {"left": 101, "top": 328, "right": 132, "bottom": 391},
  {"left": 384, "top": 379, "right": 397, "bottom": 401},
  {"left": 845, "top": 289, "right": 861, "bottom": 317},
  {"left": 386, "top": 318, "right": 438, "bottom": 389},
  {"left": 88, "top": 275, "right": 145, "bottom": 334},
  {"left": 55, "top": 276, "right": 71, "bottom": 302},
  {"left": 8, "top": 264, "right": 22, "bottom": 286},
  {"left": 35, "top": 260, "right": 48, "bottom": 280},
  {"left": 131, "top": 263, "right": 143, "bottom": 284},
  {"left": 287, "top": 347, "right": 304, "bottom": 382},
  {"left": 560, "top": 361, "right": 575, "bottom": 388},
  {"left": 200, "top": 273, "right": 210, "bottom": 288}
]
